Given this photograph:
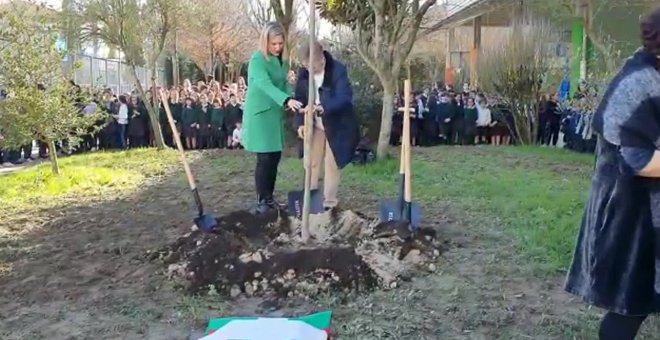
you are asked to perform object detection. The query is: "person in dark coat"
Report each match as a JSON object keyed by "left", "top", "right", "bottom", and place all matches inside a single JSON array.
[
  {"left": 450, "top": 93, "right": 465, "bottom": 145},
  {"left": 544, "top": 93, "right": 561, "bottom": 146},
  {"left": 127, "top": 96, "right": 148, "bottom": 148},
  {"left": 462, "top": 97, "right": 478, "bottom": 145},
  {"left": 390, "top": 96, "right": 403, "bottom": 146},
  {"left": 159, "top": 89, "right": 181, "bottom": 148},
  {"left": 210, "top": 98, "right": 226, "bottom": 148},
  {"left": 436, "top": 93, "right": 455, "bottom": 144},
  {"left": 294, "top": 41, "right": 359, "bottom": 210},
  {"left": 425, "top": 91, "right": 440, "bottom": 146},
  {"left": 180, "top": 97, "right": 197, "bottom": 150},
  {"left": 564, "top": 7, "right": 660, "bottom": 339},
  {"left": 224, "top": 94, "right": 243, "bottom": 147},
  {"left": 196, "top": 94, "right": 212, "bottom": 149}
]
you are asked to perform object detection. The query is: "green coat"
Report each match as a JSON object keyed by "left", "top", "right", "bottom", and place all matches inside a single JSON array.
[{"left": 243, "top": 51, "right": 291, "bottom": 153}]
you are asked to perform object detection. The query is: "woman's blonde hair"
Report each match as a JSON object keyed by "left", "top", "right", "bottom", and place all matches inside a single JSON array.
[{"left": 259, "top": 21, "right": 286, "bottom": 60}]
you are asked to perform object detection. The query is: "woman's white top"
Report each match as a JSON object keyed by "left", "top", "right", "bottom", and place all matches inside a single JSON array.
[
  {"left": 476, "top": 103, "right": 492, "bottom": 127},
  {"left": 117, "top": 104, "right": 129, "bottom": 125}
]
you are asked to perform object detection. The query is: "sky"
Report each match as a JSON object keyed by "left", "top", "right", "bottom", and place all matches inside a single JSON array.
[
  {"left": 40, "top": 0, "right": 61, "bottom": 9},
  {"left": 36, "top": 0, "right": 332, "bottom": 38},
  {"left": 20, "top": 0, "right": 331, "bottom": 57}
]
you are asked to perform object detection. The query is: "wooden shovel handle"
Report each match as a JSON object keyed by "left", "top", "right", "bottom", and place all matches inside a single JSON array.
[
  {"left": 403, "top": 80, "right": 412, "bottom": 202},
  {"left": 399, "top": 129, "right": 405, "bottom": 174},
  {"left": 159, "top": 90, "right": 197, "bottom": 191}
]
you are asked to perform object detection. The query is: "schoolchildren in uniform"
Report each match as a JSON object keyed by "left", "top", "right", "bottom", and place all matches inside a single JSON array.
[
  {"left": 180, "top": 97, "right": 197, "bottom": 150},
  {"left": 196, "top": 94, "right": 212, "bottom": 149},
  {"left": 462, "top": 97, "right": 478, "bottom": 145},
  {"left": 210, "top": 98, "right": 226, "bottom": 148}
]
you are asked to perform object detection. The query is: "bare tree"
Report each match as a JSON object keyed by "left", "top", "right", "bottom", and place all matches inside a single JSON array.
[
  {"left": 320, "top": 0, "right": 437, "bottom": 159},
  {"left": 527, "top": 0, "right": 656, "bottom": 72},
  {"left": 80, "top": 0, "right": 181, "bottom": 150},
  {"left": 410, "top": 30, "right": 446, "bottom": 84},
  {"left": 244, "top": 0, "right": 306, "bottom": 62},
  {"left": 247, "top": 0, "right": 274, "bottom": 31},
  {"left": 178, "top": 0, "right": 255, "bottom": 82},
  {"left": 477, "top": 21, "right": 561, "bottom": 145}
]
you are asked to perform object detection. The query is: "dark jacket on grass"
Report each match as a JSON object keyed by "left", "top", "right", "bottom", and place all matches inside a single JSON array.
[
  {"left": 564, "top": 49, "right": 660, "bottom": 316},
  {"left": 293, "top": 50, "right": 359, "bottom": 169}
]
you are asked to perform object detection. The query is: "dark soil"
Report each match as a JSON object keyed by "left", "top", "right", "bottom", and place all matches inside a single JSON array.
[{"left": 152, "top": 207, "right": 442, "bottom": 301}]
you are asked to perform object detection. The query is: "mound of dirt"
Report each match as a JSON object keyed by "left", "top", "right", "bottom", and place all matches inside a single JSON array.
[{"left": 150, "top": 208, "right": 444, "bottom": 300}]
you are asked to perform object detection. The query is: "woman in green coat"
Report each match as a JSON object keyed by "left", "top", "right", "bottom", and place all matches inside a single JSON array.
[{"left": 244, "top": 21, "right": 303, "bottom": 214}]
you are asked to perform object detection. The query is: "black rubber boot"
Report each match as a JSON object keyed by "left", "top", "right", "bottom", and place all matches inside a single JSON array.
[{"left": 255, "top": 197, "right": 271, "bottom": 214}]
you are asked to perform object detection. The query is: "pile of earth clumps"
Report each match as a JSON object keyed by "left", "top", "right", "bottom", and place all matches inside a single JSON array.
[{"left": 150, "top": 208, "right": 443, "bottom": 300}]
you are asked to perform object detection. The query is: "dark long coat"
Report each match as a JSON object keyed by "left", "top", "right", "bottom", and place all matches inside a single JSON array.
[
  {"left": 564, "top": 49, "right": 660, "bottom": 316},
  {"left": 294, "top": 50, "right": 359, "bottom": 169}
]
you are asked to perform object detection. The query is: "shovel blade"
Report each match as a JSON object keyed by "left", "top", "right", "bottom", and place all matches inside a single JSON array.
[
  {"left": 379, "top": 199, "right": 403, "bottom": 222},
  {"left": 379, "top": 199, "right": 422, "bottom": 230},
  {"left": 404, "top": 201, "right": 423, "bottom": 231},
  {"left": 195, "top": 214, "right": 218, "bottom": 233},
  {"left": 287, "top": 189, "right": 324, "bottom": 218}
]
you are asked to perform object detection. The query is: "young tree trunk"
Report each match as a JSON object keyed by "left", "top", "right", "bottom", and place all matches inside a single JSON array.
[
  {"left": 431, "top": 62, "right": 439, "bottom": 84},
  {"left": 173, "top": 31, "right": 180, "bottom": 86},
  {"left": 376, "top": 79, "right": 396, "bottom": 160},
  {"left": 130, "top": 65, "right": 166, "bottom": 150},
  {"left": 511, "top": 102, "right": 534, "bottom": 145},
  {"left": 530, "top": 102, "right": 539, "bottom": 144},
  {"left": 47, "top": 139, "right": 60, "bottom": 176}
]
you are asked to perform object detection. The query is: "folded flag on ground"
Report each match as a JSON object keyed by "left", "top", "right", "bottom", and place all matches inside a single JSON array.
[{"left": 201, "top": 311, "right": 333, "bottom": 340}]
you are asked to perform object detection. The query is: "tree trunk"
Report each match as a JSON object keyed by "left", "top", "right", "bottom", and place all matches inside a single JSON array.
[
  {"left": 376, "top": 80, "right": 396, "bottom": 160},
  {"left": 430, "top": 61, "right": 438, "bottom": 84},
  {"left": 173, "top": 31, "right": 180, "bottom": 86},
  {"left": 219, "top": 63, "right": 225, "bottom": 84},
  {"left": 47, "top": 139, "right": 60, "bottom": 176},
  {"left": 511, "top": 101, "right": 534, "bottom": 145},
  {"left": 208, "top": 41, "right": 216, "bottom": 79},
  {"left": 530, "top": 102, "right": 539, "bottom": 144},
  {"left": 130, "top": 65, "right": 166, "bottom": 150}
]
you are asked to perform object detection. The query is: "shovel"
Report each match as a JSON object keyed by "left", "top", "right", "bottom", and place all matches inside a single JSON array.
[
  {"left": 379, "top": 128, "right": 405, "bottom": 222},
  {"left": 401, "top": 90, "right": 421, "bottom": 231},
  {"left": 287, "top": 109, "right": 324, "bottom": 219},
  {"left": 378, "top": 80, "right": 421, "bottom": 230},
  {"left": 159, "top": 90, "right": 218, "bottom": 233}
]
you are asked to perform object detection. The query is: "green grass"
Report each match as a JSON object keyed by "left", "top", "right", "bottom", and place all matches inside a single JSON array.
[
  {"left": 0, "top": 149, "right": 178, "bottom": 212},
  {"left": 1, "top": 145, "right": 593, "bottom": 275},
  {"left": 335, "top": 146, "right": 593, "bottom": 275}
]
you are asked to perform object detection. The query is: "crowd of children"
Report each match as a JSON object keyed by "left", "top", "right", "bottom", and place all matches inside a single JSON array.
[
  {"left": 0, "top": 78, "right": 245, "bottom": 167},
  {"left": 157, "top": 79, "right": 244, "bottom": 150},
  {"left": 389, "top": 82, "right": 595, "bottom": 154},
  {"left": 0, "top": 77, "right": 596, "bottom": 168},
  {"left": 390, "top": 83, "right": 513, "bottom": 147}
]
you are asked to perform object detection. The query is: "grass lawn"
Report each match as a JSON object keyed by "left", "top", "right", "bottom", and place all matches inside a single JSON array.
[
  {"left": 352, "top": 146, "right": 592, "bottom": 275},
  {"left": 3, "top": 145, "right": 658, "bottom": 339},
  {"left": 0, "top": 149, "right": 179, "bottom": 214},
  {"left": 287, "top": 145, "right": 591, "bottom": 275}
]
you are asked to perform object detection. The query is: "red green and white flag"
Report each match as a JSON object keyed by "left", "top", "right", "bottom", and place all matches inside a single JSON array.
[{"left": 200, "top": 311, "right": 333, "bottom": 340}]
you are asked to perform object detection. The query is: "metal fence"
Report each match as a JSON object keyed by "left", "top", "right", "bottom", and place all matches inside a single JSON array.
[{"left": 68, "top": 54, "right": 166, "bottom": 95}]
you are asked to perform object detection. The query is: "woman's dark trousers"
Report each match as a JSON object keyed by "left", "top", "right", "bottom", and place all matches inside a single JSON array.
[{"left": 255, "top": 151, "right": 282, "bottom": 202}]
